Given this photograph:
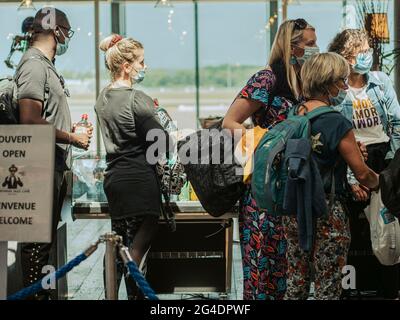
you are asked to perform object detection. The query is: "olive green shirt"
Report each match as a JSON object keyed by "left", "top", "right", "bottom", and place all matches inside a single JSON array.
[{"left": 15, "top": 47, "right": 72, "bottom": 171}]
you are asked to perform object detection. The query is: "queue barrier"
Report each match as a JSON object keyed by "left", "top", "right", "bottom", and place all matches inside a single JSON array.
[{"left": 6, "top": 232, "right": 158, "bottom": 301}]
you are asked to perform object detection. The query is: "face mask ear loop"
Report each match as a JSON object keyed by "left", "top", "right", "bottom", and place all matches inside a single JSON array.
[
  {"left": 55, "top": 27, "right": 63, "bottom": 42},
  {"left": 59, "top": 28, "right": 69, "bottom": 43}
]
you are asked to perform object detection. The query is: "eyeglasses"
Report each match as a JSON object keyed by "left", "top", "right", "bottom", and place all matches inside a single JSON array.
[
  {"left": 58, "top": 25, "right": 75, "bottom": 39},
  {"left": 292, "top": 18, "right": 308, "bottom": 31}
]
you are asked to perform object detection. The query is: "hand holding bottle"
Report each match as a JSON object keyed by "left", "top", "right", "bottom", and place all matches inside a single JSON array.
[
  {"left": 71, "top": 114, "right": 93, "bottom": 151},
  {"left": 70, "top": 132, "right": 91, "bottom": 150}
]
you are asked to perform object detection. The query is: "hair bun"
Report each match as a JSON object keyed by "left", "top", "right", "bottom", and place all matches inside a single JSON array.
[
  {"left": 109, "top": 34, "right": 123, "bottom": 49},
  {"left": 99, "top": 34, "right": 123, "bottom": 52}
]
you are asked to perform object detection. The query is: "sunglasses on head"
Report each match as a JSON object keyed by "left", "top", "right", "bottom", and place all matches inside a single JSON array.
[{"left": 292, "top": 18, "right": 308, "bottom": 30}]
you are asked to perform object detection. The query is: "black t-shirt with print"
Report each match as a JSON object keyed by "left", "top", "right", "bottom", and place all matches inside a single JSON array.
[{"left": 309, "top": 111, "right": 353, "bottom": 195}]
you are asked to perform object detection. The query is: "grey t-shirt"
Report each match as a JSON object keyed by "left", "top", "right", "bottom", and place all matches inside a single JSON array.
[
  {"left": 15, "top": 47, "right": 72, "bottom": 171},
  {"left": 95, "top": 87, "right": 168, "bottom": 170}
]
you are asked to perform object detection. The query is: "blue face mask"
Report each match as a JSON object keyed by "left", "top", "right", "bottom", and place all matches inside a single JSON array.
[
  {"left": 329, "top": 86, "right": 348, "bottom": 106},
  {"left": 296, "top": 46, "right": 320, "bottom": 66},
  {"left": 55, "top": 30, "right": 70, "bottom": 56},
  {"left": 133, "top": 68, "right": 146, "bottom": 83},
  {"left": 353, "top": 51, "right": 373, "bottom": 74}
]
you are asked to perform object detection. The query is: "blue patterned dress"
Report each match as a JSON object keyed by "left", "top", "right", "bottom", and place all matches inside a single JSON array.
[{"left": 237, "top": 68, "right": 295, "bottom": 300}]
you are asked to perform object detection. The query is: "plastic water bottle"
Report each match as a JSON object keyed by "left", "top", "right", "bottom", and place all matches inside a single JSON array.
[{"left": 72, "top": 114, "right": 90, "bottom": 157}]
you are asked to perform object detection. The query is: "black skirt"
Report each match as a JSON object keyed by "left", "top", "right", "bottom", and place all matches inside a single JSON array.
[{"left": 103, "top": 155, "right": 161, "bottom": 219}]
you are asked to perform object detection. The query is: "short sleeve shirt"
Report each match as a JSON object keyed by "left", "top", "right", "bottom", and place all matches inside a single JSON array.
[
  {"left": 15, "top": 47, "right": 72, "bottom": 171},
  {"left": 310, "top": 111, "right": 354, "bottom": 195},
  {"left": 237, "top": 69, "right": 295, "bottom": 128},
  {"left": 348, "top": 85, "right": 390, "bottom": 145},
  {"left": 95, "top": 87, "right": 166, "bottom": 170}
]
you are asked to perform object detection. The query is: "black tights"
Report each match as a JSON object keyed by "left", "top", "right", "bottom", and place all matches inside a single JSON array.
[{"left": 103, "top": 215, "right": 159, "bottom": 300}]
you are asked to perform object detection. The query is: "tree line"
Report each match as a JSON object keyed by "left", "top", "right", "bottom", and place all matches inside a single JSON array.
[{"left": 61, "top": 64, "right": 262, "bottom": 88}]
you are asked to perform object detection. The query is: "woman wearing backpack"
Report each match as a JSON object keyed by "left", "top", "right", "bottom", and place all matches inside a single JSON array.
[
  {"left": 222, "top": 19, "right": 319, "bottom": 300},
  {"left": 282, "top": 52, "right": 380, "bottom": 300},
  {"left": 95, "top": 34, "right": 168, "bottom": 300},
  {"left": 328, "top": 29, "right": 400, "bottom": 299}
]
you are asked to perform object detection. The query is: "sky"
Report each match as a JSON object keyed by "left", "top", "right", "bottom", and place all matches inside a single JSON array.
[{"left": 0, "top": 0, "right": 395, "bottom": 76}]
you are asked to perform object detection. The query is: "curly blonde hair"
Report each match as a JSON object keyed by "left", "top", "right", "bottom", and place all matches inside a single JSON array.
[{"left": 328, "top": 29, "right": 370, "bottom": 59}]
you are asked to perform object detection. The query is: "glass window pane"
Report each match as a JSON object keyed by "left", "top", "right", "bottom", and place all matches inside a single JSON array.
[
  {"left": 198, "top": 1, "right": 268, "bottom": 122},
  {"left": 287, "top": 0, "right": 343, "bottom": 51},
  {"left": 125, "top": 2, "right": 196, "bottom": 129},
  {"left": 0, "top": 2, "right": 98, "bottom": 154}
]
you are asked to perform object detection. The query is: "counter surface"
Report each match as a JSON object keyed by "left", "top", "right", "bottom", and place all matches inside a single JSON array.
[{"left": 72, "top": 200, "right": 239, "bottom": 220}]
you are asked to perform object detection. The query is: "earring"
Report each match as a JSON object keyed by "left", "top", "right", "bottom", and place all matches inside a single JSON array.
[{"left": 290, "top": 55, "right": 297, "bottom": 65}]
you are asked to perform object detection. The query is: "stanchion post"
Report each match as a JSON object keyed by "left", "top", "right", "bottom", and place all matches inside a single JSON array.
[
  {"left": 104, "top": 232, "right": 119, "bottom": 300},
  {"left": 0, "top": 242, "right": 7, "bottom": 300}
]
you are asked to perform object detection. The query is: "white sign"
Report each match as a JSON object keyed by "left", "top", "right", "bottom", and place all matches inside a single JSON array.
[{"left": 0, "top": 125, "right": 55, "bottom": 242}]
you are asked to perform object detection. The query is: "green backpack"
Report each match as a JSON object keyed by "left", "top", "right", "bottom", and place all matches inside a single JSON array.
[{"left": 251, "top": 105, "right": 339, "bottom": 215}]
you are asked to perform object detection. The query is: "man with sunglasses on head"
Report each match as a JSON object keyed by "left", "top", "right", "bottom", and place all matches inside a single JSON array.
[{"left": 15, "top": 7, "right": 92, "bottom": 300}]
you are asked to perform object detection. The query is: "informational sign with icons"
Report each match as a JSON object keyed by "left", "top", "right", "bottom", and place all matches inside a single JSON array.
[{"left": 0, "top": 125, "right": 54, "bottom": 242}]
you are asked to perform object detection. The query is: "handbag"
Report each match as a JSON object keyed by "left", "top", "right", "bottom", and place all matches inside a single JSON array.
[
  {"left": 364, "top": 190, "right": 400, "bottom": 266},
  {"left": 177, "top": 120, "right": 245, "bottom": 217}
]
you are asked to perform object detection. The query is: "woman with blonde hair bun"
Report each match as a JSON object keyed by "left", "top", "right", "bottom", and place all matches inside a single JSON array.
[{"left": 95, "top": 34, "right": 168, "bottom": 300}]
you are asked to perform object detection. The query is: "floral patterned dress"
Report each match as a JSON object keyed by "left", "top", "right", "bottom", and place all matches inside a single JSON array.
[{"left": 237, "top": 68, "right": 295, "bottom": 300}]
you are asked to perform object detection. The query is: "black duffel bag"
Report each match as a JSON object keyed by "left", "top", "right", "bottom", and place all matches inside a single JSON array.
[{"left": 177, "top": 120, "right": 245, "bottom": 217}]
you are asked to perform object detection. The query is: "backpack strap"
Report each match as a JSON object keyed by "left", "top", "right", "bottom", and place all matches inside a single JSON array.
[
  {"left": 307, "top": 106, "right": 339, "bottom": 209},
  {"left": 290, "top": 104, "right": 338, "bottom": 118},
  {"left": 298, "top": 104, "right": 339, "bottom": 211},
  {"left": 304, "top": 106, "right": 339, "bottom": 121}
]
